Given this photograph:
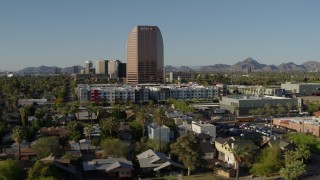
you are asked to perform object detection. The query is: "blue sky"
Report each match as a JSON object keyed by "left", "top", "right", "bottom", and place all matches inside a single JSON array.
[{"left": 1, "top": 0, "right": 320, "bottom": 71}]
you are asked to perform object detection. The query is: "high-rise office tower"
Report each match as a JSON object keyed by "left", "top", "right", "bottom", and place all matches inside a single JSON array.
[
  {"left": 108, "top": 60, "right": 126, "bottom": 80},
  {"left": 108, "top": 60, "right": 121, "bottom": 80},
  {"left": 96, "top": 59, "right": 108, "bottom": 75},
  {"left": 85, "top": 61, "right": 93, "bottom": 74},
  {"left": 126, "top": 25, "right": 164, "bottom": 84}
]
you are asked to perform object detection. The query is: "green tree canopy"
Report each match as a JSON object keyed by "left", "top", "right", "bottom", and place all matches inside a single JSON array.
[
  {"left": 31, "top": 136, "right": 62, "bottom": 159},
  {"left": 67, "top": 121, "right": 84, "bottom": 141},
  {"left": 100, "top": 138, "right": 127, "bottom": 158},
  {"left": 280, "top": 150, "right": 306, "bottom": 180},
  {"left": 250, "top": 147, "right": 283, "bottom": 176},
  {"left": 170, "top": 133, "right": 203, "bottom": 176},
  {"left": 27, "top": 161, "right": 58, "bottom": 180},
  {"left": 285, "top": 132, "right": 320, "bottom": 154},
  {"left": 0, "top": 159, "right": 24, "bottom": 180}
]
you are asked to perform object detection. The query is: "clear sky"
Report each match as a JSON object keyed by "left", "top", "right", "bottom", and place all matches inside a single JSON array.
[{"left": 1, "top": 0, "right": 320, "bottom": 71}]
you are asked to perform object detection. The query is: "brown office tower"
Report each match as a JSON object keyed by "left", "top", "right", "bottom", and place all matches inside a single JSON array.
[{"left": 126, "top": 26, "right": 164, "bottom": 84}]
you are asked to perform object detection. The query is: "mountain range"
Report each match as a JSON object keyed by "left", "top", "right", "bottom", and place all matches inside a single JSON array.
[
  {"left": 165, "top": 57, "right": 320, "bottom": 72},
  {"left": 9, "top": 57, "right": 320, "bottom": 74},
  {"left": 15, "top": 65, "right": 83, "bottom": 74}
]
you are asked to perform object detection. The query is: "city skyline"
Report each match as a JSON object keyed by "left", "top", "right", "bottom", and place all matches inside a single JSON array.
[{"left": 1, "top": 1, "right": 320, "bottom": 71}]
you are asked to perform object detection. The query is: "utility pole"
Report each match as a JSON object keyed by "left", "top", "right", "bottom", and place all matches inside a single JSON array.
[{"left": 270, "top": 116, "right": 273, "bottom": 138}]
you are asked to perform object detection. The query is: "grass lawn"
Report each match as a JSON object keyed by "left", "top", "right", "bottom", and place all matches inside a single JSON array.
[
  {"left": 146, "top": 173, "right": 226, "bottom": 180},
  {"left": 183, "top": 173, "right": 225, "bottom": 180}
]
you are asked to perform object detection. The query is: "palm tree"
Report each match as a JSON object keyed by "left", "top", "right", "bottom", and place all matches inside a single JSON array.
[
  {"left": 12, "top": 126, "right": 24, "bottom": 160},
  {"left": 69, "top": 102, "right": 79, "bottom": 120},
  {"left": 87, "top": 103, "right": 96, "bottom": 124},
  {"left": 276, "top": 103, "right": 285, "bottom": 117},
  {"left": 286, "top": 102, "right": 292, "bottom": 117},
  {"left": 154, "top": 107, "right": 166, "bottom": 152},
  {"left": 100, "top": 117, "right": 118, "bottom": 137},
  {"left": 19, "top": 107, "right": 27, "bottom": 127},
  {"left": 231, "top": 144, "right": 249, "bottom": 180},
  {"left": 136, "top": 110, "right": 147, "bottom": 140},
  {"left": 233, "top": 105, "right": 239, "bottom": 120},
  {"left": 85, "top": 124, "right": 94, "bottom": 140}
]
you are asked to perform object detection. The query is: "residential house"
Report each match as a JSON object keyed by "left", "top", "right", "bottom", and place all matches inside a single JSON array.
[
  {"left": 200, "top": 141, "right": 215, "bottom": 160},
  {"left": 40, "top": 126, "right": 70, "bottom": 138},
  {"left": 40, "top": 154, "right": 77, "bottom": 177},
  {"left": 83, "top": 158, "right": 134, "bottom": 178},
  {"left": 177, "top": 122, "right": 192, "bottom": 137},
  {"left": 191, "top": 121, "right": 216, "bottom": 142},
  {"left": 268, "top": 139, "right": 296, "bottom": 151},
  {"left": 137, "top": 149, "right": 184, "bottom": 172},
  {"left": 215, "top": 137, "right": 256, "bottom": 169}
]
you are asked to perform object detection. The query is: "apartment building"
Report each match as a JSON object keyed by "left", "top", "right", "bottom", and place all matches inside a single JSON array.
[
  {"left": 147, "top": 123, "right": 171, "bottom": 143},
  {"left": 79, "top": 86, "right": 135, "bottom": 104}
]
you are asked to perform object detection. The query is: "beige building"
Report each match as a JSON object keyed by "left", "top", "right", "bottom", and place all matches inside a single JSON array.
[
  {"left": 126, "top": 25, "right": 164, "bottom": 84},
  {"left": 108, "top": 60, "right": 121, "bottom": 80},
  {"left": 95, "top": 59, "right": 108, "bottom": 75},
  {"left": 84, "top": 61, "right": 93, "bottom": 74}
]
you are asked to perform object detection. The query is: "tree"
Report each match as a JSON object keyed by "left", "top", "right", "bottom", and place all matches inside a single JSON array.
[
  {"left": 84, "top": 124, "right": 94, "bottom": 140},
  {"left": 67, "top": 121, "right": 84, "bottom": 141},
  {"left": 19, "top": 107, "right": 28, "bottom": 127},
  {"left": 146, "top": 139, "right": 168, "bottom": 152},
  {"left": 154, "top": 107, "right": 166, "bottom": 152},
  {"left": 100, "top": 138, "right": 126, "bottom": 158},
  {"left": 0, "top": 159, "right": 24, "bottom": 180},
  {"left": 170, "top": 133, "right": 203, "bottom": 176},
  {"left": 280, "top": 161, "right": 305, "bottom": 180},
  {"left": 280, "top": 150, "right": 306, "bottom": 180},
  {"left": 69, "top": 102, "right": 79, "bottom": 120},
  {"left": 264, "top": 103, "right": 275, "bottom": 118},
  {"left": 35, "top": 108, "right": 45, "bottom": 121},
  {"left": 233, "top": 105, "right": 239, "bottom": 118},
  {"left": 0, "top": 121, "right": 7, "bottom": 140},
  {"left": 12, "top": 126, "right": 24, "bottom": 160},
  {"left": 136, "top": 109, "right": 147, "bottom": 139},
  {"left": 286, "top": 102, "right": 292, "bottom": 117},
  {"left": 87, "top": 103, "right": 96, "bottom": 124},
  {"left": 276, "top": 103, "right": 285, "bottom": 117},
  {"left": 295, "top": 144, "right": 311, "bottom": 164},
  {"left": 100, "top": 117, "right": 119, "bottom": 137},
  {"left": 231, "top": 144, "right": 250, "bottom": 180},
  {"left": 27, "top": 161, "right": 57, "bottom": 180},
  {"left": 31, "top": 136, "right": 62, "bottom": 159},
  {"left": 250, "top": 147, "right": 283, "bottom": 176},
  {"left": 285, "top": 133, "right": 320, "bottom": 155}
]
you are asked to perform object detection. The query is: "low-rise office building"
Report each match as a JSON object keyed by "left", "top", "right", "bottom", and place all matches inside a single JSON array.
[
  {"left": 220, "top": 95, "right": 300, "bottom": 116},
  {"left": 273, "top": 116, "right": 320, "bottom": 137},
  {"left": 281, "top": 82, "right": 320, "bottom": 95}
]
